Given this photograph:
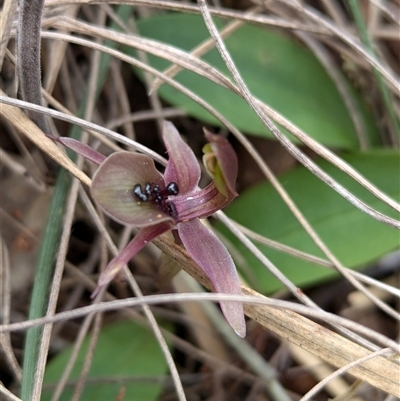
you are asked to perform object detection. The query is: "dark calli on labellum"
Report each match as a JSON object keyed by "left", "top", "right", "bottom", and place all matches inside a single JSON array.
[{"left": 59, "top": 122, "right": 245, "bottom": 337}]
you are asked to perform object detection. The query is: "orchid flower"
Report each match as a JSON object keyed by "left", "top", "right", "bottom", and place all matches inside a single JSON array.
[{"left": 66, "top": 122, "right": 245, "bottom": 337}]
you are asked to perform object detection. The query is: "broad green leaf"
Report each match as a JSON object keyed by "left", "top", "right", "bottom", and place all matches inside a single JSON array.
[
  {"left": 135, "top": 14, "right": 379, "bottom": 149},
  {"left": 42, "top": 321, "right": 168, "bottom": 401},
  {"left": 217, "top": 151, "right": 399, "bottom": 294}
]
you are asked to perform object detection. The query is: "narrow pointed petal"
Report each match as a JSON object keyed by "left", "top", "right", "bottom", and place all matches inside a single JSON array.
[
  {"left": 93, "top": 222, "right": 172, "bottom": 295},
  {"left": 173, "top": 182, "right": 231, "bottom": 221},
  {"left": 163, "top": 121, "right": 200, "bottom": 193},
  {"left": 92, "top": 152, "right": 173, "bottom": 227},
  {"left": 58, "top": 137, "right": 106, "bottom": 165},
  {"left": 203, "top": 129, "right": 238, "bottom": 198},
  {"left": 178, "top": 219, "right": 246, "bottom": 337}
]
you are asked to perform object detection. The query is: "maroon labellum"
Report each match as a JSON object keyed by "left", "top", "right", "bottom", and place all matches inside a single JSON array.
[{"left": 133, "top": 181, "right": 179, "bottom": 219}]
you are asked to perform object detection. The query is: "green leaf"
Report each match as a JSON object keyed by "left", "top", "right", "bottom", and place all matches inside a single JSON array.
[
  {"left": 134, "top": 13, "right": 379, "bottom": 149},
  {"left": 217, "top": 151, "right": 399, "bottom": 293},
  {"left": 42, "top": 321, "right": 169, "bottom": 400}
]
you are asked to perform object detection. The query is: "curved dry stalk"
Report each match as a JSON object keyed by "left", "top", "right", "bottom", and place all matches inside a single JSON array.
[
  {"left": 231, "top": 221, "right": 337, "bottom": 268},
  {"left": 254, "top": 100, "right": 399, "bottom": 214},
  {"left": 123, "top": 272, "right": 188, "bottom": 400}
]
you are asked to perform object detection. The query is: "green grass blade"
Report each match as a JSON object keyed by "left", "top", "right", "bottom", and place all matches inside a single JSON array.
[{"left": 20, "top": 167, "right": 72, "bottom": 400}]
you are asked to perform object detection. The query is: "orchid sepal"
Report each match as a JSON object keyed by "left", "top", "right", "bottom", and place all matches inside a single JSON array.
[
  {"left": 173, "top": 182, "right": 234, "bottom": 221},
  {"left": 58, "top": 137, "right": 107, "bottom": 165},
  {"left": 177, "top": 219, "right": 246, "bottom": 337},
  {"left": 92, "top": 222, "right": 173, "bottom": 297},
  {"left": 163, "top": 121, "right": 201, "bottom": 194}
]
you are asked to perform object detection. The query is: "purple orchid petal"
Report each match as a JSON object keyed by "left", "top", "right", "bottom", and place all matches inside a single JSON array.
[
  {"left": 177, "top": 219, "right": 246, "bottom": 337},
  {"left": 203, "top": 129, "right": 238, "bottom": 198},
  {"left": 58, "top": 137, "right": 107, "bottom": 165},
  {"left": 92, "top": 152, "right": 173, "bottom": 227},
  {"left": 163, "top": 121, "right": 200, "bottom": 194},
  {"left": 173, "top": 182, "right": 232, "bottom": 221},
  {"left": 93, "top": 222, "right": 173, "bottom": 296}
]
